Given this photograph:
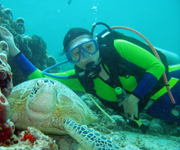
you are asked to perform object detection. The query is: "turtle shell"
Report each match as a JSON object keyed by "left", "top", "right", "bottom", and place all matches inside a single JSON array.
[{"left": 8, "top": 78, "right": 98, "bottom": 134}]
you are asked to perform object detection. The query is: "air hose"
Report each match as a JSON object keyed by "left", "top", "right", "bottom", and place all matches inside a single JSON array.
[{"left": 92, "top": 22, "right": 179, "bottom": 119}]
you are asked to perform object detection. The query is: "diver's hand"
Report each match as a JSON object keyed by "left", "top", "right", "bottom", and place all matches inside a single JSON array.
[
  {"left": 119, "top": 94, "right": 139, "bottom": 120},
  {"left": 0, "top": 26, "right": 20, "bottom": 57}
]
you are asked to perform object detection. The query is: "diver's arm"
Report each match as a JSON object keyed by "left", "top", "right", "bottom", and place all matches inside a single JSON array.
[
  {"left": 28, "top": 68, "right": 85, "bottom": 92},
  {"left": 13, "top": 52, "right": 85, "bottom": 92},
  {"left": 0, "top": 26, "right": 20, "bottom": 57},
  {"left": 114, "top": 39, "right": 165, "bottom": 99},
  {"left": 8, "top": 46, "right": 20, "bottom": 57},
  {"left": 0, "top": 26, "right": 85, "bottom": 92}
]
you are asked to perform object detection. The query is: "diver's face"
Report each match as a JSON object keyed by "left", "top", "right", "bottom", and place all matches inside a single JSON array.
[{"left": 67, "top": 35, "right": 100, "bottom": 70}]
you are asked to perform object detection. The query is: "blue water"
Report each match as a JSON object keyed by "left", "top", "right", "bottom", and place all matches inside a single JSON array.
[{"left": 2, "top": 0, "right": 180, "bottom": 61}]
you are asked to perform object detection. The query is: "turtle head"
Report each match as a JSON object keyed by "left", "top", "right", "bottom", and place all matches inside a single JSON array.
[{"left": 26, "top": 79, "right": 57, "bottom": 122}]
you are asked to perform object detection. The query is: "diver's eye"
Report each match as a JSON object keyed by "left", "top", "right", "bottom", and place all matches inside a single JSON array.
[
  {"left": 71, "top": 49, "right": 80, "bottom": 60},
  {"left": 84, "top": 43, "right": 94, "bottom": 52},
  {"left": 73, "top": 51, "right": 79, "bottom": 56},
  {"left": 87, "top": 44, "right": 92, "bottom": 49},
  {"left": 85, "top": 43, "right": 92, "bottom": 50}
]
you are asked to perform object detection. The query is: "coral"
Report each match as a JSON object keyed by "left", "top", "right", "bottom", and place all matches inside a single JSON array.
[
  {"left": 0, "top": 41, "right": 13, "bottom": 98},
  {"left": 0, "top": 41, "right": 8, "bottom": 53},
  {"left": 0, "top": 4, "right": 60, "bottom": 86},
  {"left": 0, "top": 3, "right": 4, "bottom": 11},
  {"left": 15, "top": 17, "right": 25, "bottom": 34},
  {"left": 2, "top": 8, "right": 13, "bottom": 20},
  {"left": 2, "top": 127, "right": 58, "bottom": 150},
  {"left": 19, "top": 36, "right": 32, "bottom": 59},
  {"left": 0, "top": 39, "right": 15, "bottom": 147},
  {"left": 29, "top": 34, "right": 47, "bottom": 55},
  {"left": 47, "top": 56, "right": 60, "bottom": 73},
  {"left": 16, "top": 17, "right": 25, "bottom": 24},
  {"left": 0, "top": 90, "right": 15, "bottom": 144}
]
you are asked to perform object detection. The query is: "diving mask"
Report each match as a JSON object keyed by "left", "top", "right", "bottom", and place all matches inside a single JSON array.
[{"left": 66, "top": 38, "right": 99, "bottom": 63}]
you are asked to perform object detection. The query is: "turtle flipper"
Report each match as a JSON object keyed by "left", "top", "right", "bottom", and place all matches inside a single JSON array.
[{"left": 63, "top": 119, "right": 121, "bottom": 150}]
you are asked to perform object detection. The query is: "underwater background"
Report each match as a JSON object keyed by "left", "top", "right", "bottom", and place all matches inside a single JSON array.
[
  {"left": 2, "top": 0, "right": 180, "bottom": 62},
  {"left": 1, "top": 1, "right": 180, "bottom": 149}
]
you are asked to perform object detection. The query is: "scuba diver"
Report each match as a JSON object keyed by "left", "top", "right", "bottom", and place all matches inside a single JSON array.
[{"left": 0, "top": 22, "right": 180, "bottom": 133}]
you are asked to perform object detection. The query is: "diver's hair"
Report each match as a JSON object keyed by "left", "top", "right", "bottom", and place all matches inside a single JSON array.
[{"left": 63, "top": 27, "right": 92, "bottom": 53}]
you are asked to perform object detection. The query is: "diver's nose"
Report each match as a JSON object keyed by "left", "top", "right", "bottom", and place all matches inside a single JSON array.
[{"left": 81, "top": 51, "right": 90, "bottom": 60}]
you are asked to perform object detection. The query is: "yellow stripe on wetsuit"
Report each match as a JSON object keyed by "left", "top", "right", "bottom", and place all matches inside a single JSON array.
[
  {"left": 151, "top": 77, "right": 179, "bottom": 100},
  {"left": 169, "top": 64, "right": 180, "bottom": 72},
  {"left": 150, "top": 65, "right": 180, "bottom": 100}
]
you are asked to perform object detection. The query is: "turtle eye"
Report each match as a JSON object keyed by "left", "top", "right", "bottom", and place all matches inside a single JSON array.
[
  {"left": 44, "top": 79, "right": 49, "bottom": 83},
  {"left": 36, "top": 80, "right": 44, "bottom": 87},
  {"left": 50, "top": 80, "right": 54, "bottom": 84}
]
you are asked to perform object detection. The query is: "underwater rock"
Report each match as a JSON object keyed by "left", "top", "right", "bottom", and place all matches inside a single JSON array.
[{"left": 149, "top": 119, "right": 164, "bottom": 135}]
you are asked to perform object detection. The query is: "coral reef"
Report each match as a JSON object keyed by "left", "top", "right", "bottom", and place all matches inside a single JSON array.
[
  {"left": 8, "top": 78, "right": 120, "bottom": 150},
  {"left": 0, "top": 3, "right": 60, "bottom": 86},
  {"left": 15, "top": 17, "right": 25, "bottom": 34},
  {"left": 1, "top": 127, "right": 58, "bottom": 149},
  {"left": 0, "top": 89, "right": 15, "bottom": 145},
  {"left": 1, "top": 83, "right": 180, "bottom": 149},
  {"left": 0, "top": 41, "right": 13, "bottom": 98},
  {"left": 80, "top": 94, "right": 180, "bottom": 149},
  {"left": 2, "top": 8, "right": 13, "bottom": 20},
  {"left": 1, "top": 2, "right": 179, "bottom": 150},
  {"left": 47, "top": 55, "right": 61, "bottom": 73},
  {"left": 0, "top": 40, "right": 15, "bottom": 146}
]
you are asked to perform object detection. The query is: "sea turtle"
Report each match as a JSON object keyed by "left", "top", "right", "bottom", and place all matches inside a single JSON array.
[{"left": 8, "top": 78, "right": 120, "bottom": 150}]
